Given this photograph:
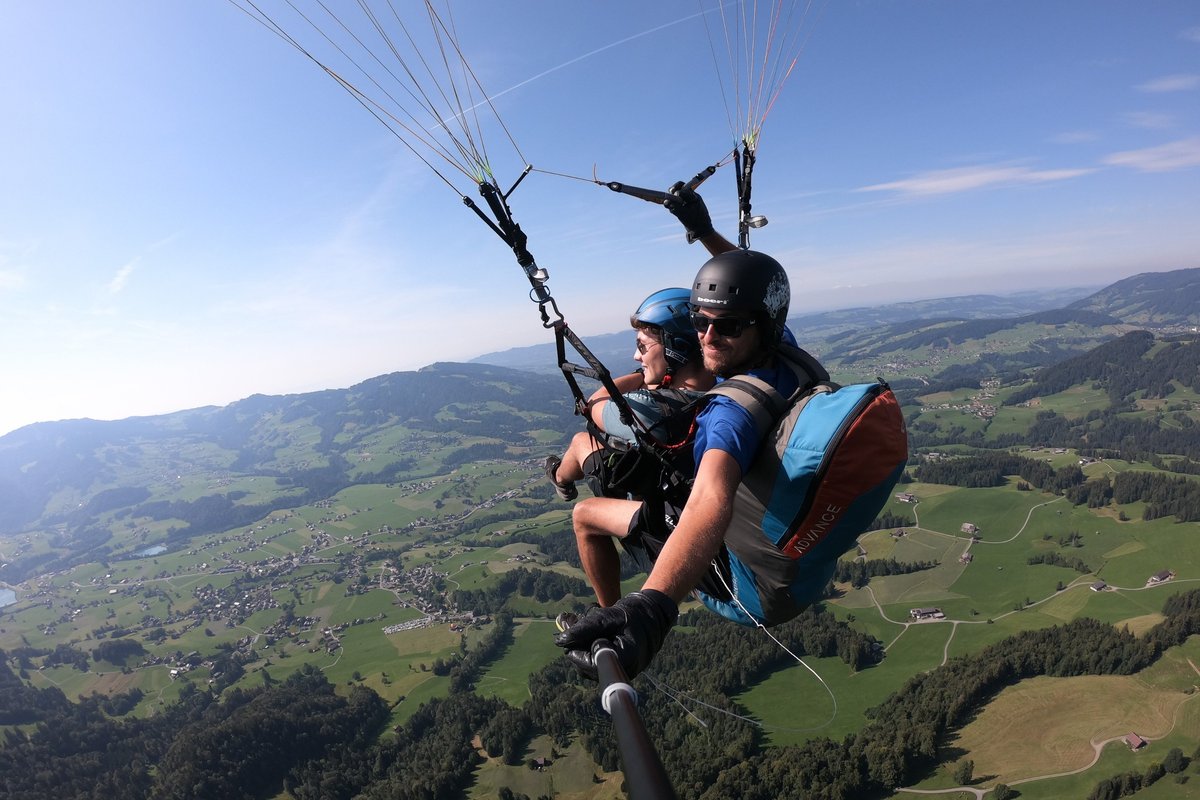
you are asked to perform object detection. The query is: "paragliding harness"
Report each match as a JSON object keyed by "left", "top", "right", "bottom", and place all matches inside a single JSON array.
[
  {"left": 694, "top": 345, "right": 909, "bottom": 628},
  {"left": 461, "top": 171, "right": 699, "bottom": 502},
  {"left": 578, "top": 387, "right": 701, "bottom": 504}
]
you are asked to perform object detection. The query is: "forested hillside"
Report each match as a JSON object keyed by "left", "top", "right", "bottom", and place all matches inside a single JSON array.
[
  {"left": 4, "top": 589, "right": 1199, "bottom": 799},
  {"left": 1067, "top": 267, "right": 1200, "bottom": 326},
  {"left": 0, "top": 363, "right": 575, "bottom": 582}
]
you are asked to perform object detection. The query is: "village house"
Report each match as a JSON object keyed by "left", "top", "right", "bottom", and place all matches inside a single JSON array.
[
  {"left": 1091, "top": 581, "right": 1108, "bottom": 592},
  {"left": 910, "top": 607, "right": 944, "bottom": 621},
  {"left": 960, "top": 523, "right": 978, "bottom": 534},
  {"left": 1147, "top": 570, "right": 1174, "bottom": 585},
  {"left": 1125, "top": 733, "right": 1148, "bottom": 751}
]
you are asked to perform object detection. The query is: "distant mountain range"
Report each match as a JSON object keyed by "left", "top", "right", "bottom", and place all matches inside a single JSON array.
[
  {"left": 1067, "top": 267, "right": 1200, "bottom": 326},
  {"left": 472, "top": 270, "right": 1200, "bottom": 386},
  {"left": 2, "top": 267, "right": 1197, "bottom": 556},
  {"left": 472, "top": 285, "right": 1105, "bottom": 374}
]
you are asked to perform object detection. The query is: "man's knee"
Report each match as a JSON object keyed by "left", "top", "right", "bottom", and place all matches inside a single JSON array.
[
  {"left": 572, "top": 498, "right": 600, "bottom": 537},
  {"left": 573, "top": 497, "right": 633, "bottom": 540}
]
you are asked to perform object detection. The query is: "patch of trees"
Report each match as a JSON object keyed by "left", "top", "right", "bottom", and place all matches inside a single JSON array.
[
  {"left": 1086, "top": 746, "right": 1189, "bottom": 800},
  {"left": 479, "top": 702, "right": 533, "bottom": 766},
  {"left": 1153, "top": 454, "right": 1200, "bottom": 476},
  {"left": 865, "top": 510, "right": 914, "bottom": 531},
  {"left": 0, "top": 656, "right": 72, "bottom": 724},
  {"left": 1112, "top": 470, "right": 1200, "bottom": 522},
  {"left": 464, "top": 527, "right": 644, "bottom": 581},
  {"left": 285, "top": 691, "right": 517, "bottom": 800},
  {"left": 0, "top": 675, "right": 217, "bottom": 799},
  {"left": 82, "top": 486, "right": 153, "bottom": 515},
  {"left": 1027, "top": 552, "right": 1091, "bottom": 574},
  {"left": 834, "top": 558, "right": 937, "bottom": 588},
  {"left": 451, "top": 567, "right": 591, "bottom": 615},
  {"left": 1065, "top": 477, "right": 1114, "bottom": 508},
  {"left": 447, "top": 613, "right": 516, "bottom": 693},
  {"left": 150, "top": 666, "right": 389, "bottom": 799},
  {"left": 43, "top": 643, "right": 91, "bottom": 672},
  {"left": 914, "top": 452, "right": 1083, "bottom": 493},
  {"left": 93, "top": 638, "right": 146, "bottom": 665},
  {"left": 1007, "top": 330, "right": 1158, "bottom": 405},
  {"left": 902, "top": 347, "right": 1071, "bottom": 400},
  {"left": 1019, "top": 407, "right": 1200, "bottom": 463},
  {"left": 94, "top": 687, "right": 145, "bottom": 717}
]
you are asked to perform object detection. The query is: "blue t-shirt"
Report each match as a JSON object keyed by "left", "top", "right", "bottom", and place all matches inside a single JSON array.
[{"left": 692, "top": 358, "right": 801, "bottom": 477}]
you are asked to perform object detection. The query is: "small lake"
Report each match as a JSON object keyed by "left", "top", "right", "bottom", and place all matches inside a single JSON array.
[
  {"left": 136, "top": 545, "right": 168, "bottom": 557},
  {"left": 0, "top": 588, "right": 16, "bottom": 607}
]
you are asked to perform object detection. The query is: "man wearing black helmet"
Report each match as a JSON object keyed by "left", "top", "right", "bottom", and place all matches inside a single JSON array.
[{"left": 556, "top": 224, "right": 828, "bottom": 680}]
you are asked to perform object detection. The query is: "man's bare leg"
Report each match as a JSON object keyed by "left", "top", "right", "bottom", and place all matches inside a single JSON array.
[{"left": 572, "top": 497, "right": 641, "bottom": 607}]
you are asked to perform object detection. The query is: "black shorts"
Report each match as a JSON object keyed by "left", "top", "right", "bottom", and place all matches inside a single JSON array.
[
  {"left": 619, "top": 497, "right": 733, "bottom": 603},
  {"left": 581, "top": 445, "right": 664, "bottom": 501}
]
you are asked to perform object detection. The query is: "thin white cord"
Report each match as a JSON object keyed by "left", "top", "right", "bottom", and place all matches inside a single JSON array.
[{"left": 645, "top": 565, "right": 839, "bottom": 733}]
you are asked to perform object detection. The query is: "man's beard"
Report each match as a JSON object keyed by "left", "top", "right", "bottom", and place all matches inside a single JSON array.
[{"left": 703, "top": 349, "right": 740, "bottom": 378}]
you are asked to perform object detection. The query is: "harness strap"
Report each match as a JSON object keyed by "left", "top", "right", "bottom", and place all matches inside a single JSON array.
[
  {"left": 700, "top": 344, "right": 831, "bottom": 436},
  {"left": 704, "top": 376, "right": 785, "bottom": 441}
]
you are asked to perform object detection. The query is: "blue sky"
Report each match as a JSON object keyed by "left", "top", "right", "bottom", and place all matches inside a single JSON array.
[{"left": 1, "top": 1, "right": 1198, "bottom": 437}]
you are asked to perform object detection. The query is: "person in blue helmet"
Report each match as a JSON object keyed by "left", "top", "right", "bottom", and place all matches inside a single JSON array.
[
  {"left": 555, "top": 247, "right": 829, "bottom": 680},
  {"left": 544, "top": 182, "right": 734, "bottom": 508},
  {"left": 545, "top": 288, "right": 715, "bottom": 606}
]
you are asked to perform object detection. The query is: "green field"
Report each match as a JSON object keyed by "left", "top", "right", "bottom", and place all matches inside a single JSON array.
[{"left": 4, "top": 439, "right": 1200, "bottom": 799}]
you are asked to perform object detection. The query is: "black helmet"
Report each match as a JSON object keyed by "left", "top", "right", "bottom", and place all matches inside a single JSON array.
[
  {"left": 690, "top": 249, "right": 790, "bottom": 343},
  {"left": 630, "top": 287, "right": 699, "bottom": 370}
]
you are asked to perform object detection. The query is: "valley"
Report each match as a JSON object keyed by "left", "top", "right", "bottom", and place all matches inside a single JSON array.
[{"left": 2, "top": 272, "right": 1200, "bottom": 799}]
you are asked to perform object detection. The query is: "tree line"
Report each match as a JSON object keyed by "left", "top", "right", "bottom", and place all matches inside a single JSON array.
[
  {"left": 833, "top": 558, "right": 938, "bottom": 588},
  {"left": 914, "top": 452, "right": 1084, "bottom": 492},
  {"left": 451, "top": 566, "right": 591, "bottom": 615},
  {"left": 696, "top": 588, "right": 1200, "bottom": 799}
]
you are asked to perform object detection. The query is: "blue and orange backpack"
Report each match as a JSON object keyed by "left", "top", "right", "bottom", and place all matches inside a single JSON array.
[{"left": 697, "top": 345, "right": 909, "bottom": 627}]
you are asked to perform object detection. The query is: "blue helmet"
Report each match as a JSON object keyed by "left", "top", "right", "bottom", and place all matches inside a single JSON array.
[{"left": 630, "top": 287, "right": 700, "bottom": 371}]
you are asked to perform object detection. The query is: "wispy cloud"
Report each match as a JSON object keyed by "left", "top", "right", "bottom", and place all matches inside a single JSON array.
[
  {"left": 857, "top": 164, "right": 1093, "bottom": 197},
  {"left": 0, "top": 243, "right": 33, "bottom": 292},
  {"left": 0, "top": 269, "right": 26, "bottom": 292},
  {"left": 1184, "top": 27, "right": 1200, "bottom": 44},
  {"left": 1122, "top": 111, "right": 1176, "bottom": 130},
  {"left": 1136, "top": 73, "right": 1200, "bottom": 93},
  {"left": 107, "top": 259, "right": 138, "bottom": 295},
  {"left": 1104, "top": 137, "right": 1200, "bottom": 172},
  {"left": 1050, "top": 131, "right": 1099, "bottom": 144}
]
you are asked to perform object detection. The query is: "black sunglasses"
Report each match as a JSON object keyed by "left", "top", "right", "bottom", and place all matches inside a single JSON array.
[{"left": 690, "top": 312, "right": 756, "bottom": 338}]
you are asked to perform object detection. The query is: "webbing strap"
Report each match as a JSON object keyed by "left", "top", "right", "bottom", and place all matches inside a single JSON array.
[
  {"left": 704, "top": 377, "right": 785, "bottom": 441},
  {"left": 701, "top": 344, "right": 831, "bottom": 437}
]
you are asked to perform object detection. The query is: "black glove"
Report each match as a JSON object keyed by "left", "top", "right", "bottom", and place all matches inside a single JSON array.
[
  {"left": 663, "top": 181, "right": 714, "bottom": 243},
  {"left": 554, "top": 589, "right": 678, "bottom": 680}
]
